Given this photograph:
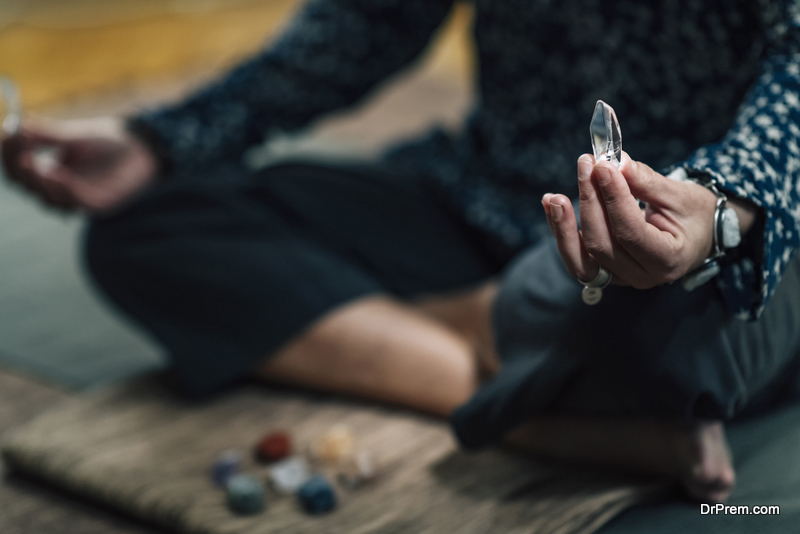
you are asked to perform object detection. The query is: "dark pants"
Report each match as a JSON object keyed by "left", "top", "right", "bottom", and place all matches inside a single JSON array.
[
  {"left": 84, "top": 161, "right": 509, "bottom": 398},
  {"left": 85, "top": 160, "right": 800, "bottom": 448},
  {"left": 452, "top": 238, "right": 800, "bottom": 449}
]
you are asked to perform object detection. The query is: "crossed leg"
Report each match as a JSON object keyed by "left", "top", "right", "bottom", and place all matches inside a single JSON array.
[
  {"left": 84, "top": 162, "right": 747, "bottom": 503},
  {"left": 258, "top": 282, "right": 499, "bottom": 417},
  {"left": 255, "top": 280, "right": 736, "bottom": 502}
]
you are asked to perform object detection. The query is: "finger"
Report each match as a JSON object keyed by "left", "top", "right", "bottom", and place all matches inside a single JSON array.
[
  {"left": 1, "top": 133, "right": 28, "bottom": 179},
  {"left": 15, "top": 151, "right": 41, "bottom": 185},
  {"left": 594, "top": 162, "right": 678, "bottom": 269},
  {"left": 18, "top": 122, "right": 67, "bottom": 145},
  {"left": 17, "top": 144, "right": 65, "bottom": 184},
  {"left": 619, "top": 151, "right": 678, "bottom": 205},
  {"left": 3, "top": 123, "right": 64, "bottom": 181},
  {"left": 9, "top": 166, "right": 75, "bottom": 209},
  {"left": 593, "top": 161, "right": 648, "bottom": 242},
  {"left": 578, "top": 156, "right": 655, "bottom": 286},
  {"left": 17, "top": 149, "right": 53, "bottom": 185},
  {"left": 13, "top": 149, "right": 77, "bottom": 209},
  {"left": 577, "top": 154, "right": 615, "bottom": 260},
  {"left": 548, "top": 193, "right": 598, "bottom": 282},
  {"left": 34, "top": 170, "right": 78, "bottom": 210},
  {"left": 542, "top": 193, "right": 555, "bottom": 235}
]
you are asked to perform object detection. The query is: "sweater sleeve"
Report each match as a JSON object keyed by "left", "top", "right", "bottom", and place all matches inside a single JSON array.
[
  {"left": 671, "top": 2, "right": 800, "bottom": 320},
  {"left": 130, "top": 0, "right": 454, "bottom": 176}
]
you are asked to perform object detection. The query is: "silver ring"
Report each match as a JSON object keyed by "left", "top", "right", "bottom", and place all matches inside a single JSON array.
[{"left": 579, "top": 266, "right": 612, "bottom": 289}]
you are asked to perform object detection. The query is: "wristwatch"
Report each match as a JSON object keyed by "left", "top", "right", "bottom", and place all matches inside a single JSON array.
[{"left": 679, "top": 176, "right": 742, "bottom": 291}]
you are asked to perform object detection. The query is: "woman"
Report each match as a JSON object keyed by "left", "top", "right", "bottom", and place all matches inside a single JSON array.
[{"left": 4, "top": 0, "right": 799, "bottom": 503}]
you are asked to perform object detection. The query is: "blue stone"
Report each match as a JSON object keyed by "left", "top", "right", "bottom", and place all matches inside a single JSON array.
[
  {"left": 211, "top": 449, "right": 241, "bottom": 487},
  {"left": 226, "top": 474, "right": 265, "bottom": 515},
  {"left": 297, "top": 475, "right": 337, "bottom": 514}
]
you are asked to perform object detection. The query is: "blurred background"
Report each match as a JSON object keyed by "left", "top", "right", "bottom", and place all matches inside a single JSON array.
[{"left": 0, "top": 0, "right": 475, "bottom": 390}]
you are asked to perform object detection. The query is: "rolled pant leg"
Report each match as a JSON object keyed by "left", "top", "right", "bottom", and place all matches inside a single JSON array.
[{"left": 452, "top": 237, "right": 800, "bottom": 449}]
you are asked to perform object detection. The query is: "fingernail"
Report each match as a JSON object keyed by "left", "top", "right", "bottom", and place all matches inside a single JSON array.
[
  {"left": 550, "top": 200, "right": 563, "bottom": 221},
  {"left": 595, "top": 165, "right": 613, "bottom": 185},
  {"left": 577, "top": 156, "right": 593, "bottom": 181},
  {"left": 622, "top": 152, "right": 637, "bottom": 170}
]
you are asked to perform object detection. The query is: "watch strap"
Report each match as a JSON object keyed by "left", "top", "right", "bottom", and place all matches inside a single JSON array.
[{"left": 681, "top": 178, "right": 740, "bottom": 291}]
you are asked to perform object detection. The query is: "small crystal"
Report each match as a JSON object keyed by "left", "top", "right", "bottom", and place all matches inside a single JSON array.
[
  {"left": 337, "top": 451, "right": 378, "bottom": 490},
  {"left": 297, "top": 475, "right": 337, "bottom": 514},
  {"left": 269, "top": 456, "right": 311, "bottom": 495},
  {"left": 0, "top": 76, "right": 20, "bottom": 137},
  {"left": 226, "top": 474, "right": 266, "bottom": 515},
  {"left": 311, "top": 425, "right": 355, "bottom": 465},
  {"left": 211, "top": 449, "right": 242, "bottom": 488},
  {"left": 254, "top": 431, "right": 292, "bottom": 463},
  {"left": 590, "top": 100, "right": 622, "bottom": 168}
]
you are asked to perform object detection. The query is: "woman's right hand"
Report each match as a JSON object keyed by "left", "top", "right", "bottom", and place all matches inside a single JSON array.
[{"left": 1, "top": 116, "right": 159, "bottom": 213}]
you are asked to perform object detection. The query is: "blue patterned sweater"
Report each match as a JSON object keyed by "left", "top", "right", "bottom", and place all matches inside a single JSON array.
[{"left": 134, "top": 0, "right": 800, "bottom": 320}]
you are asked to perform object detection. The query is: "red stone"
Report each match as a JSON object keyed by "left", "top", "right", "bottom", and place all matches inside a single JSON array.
[{"left": 255, "top": 432, "right": 292, "bottom": 463}]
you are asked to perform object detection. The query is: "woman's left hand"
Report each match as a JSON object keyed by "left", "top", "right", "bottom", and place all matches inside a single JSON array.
[{"left": 543, "top": 152, "right": 718, "bottom": 289}]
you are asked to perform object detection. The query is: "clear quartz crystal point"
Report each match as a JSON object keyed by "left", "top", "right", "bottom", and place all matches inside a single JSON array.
[
  {"left": 590, "top": 100, "right": 622, "bottom": 168},
  {"left": 1, "top": 76, "right": 21, "bottom": 137}
]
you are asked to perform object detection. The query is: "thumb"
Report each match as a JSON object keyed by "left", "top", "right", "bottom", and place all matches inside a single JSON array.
[
  {"left": 619, "top": 151, "right": 677, "bottom": 204},
  {"left": 19, "top": 123, "right": 66, "bottom": 147}
]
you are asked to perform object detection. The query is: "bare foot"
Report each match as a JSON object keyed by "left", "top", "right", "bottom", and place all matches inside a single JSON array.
[
  {"left": 673, "top": 421, "right": 735, "bottom": 503},
  {"left": 505, "top": 417, "right": 736, "bottom": 502}
]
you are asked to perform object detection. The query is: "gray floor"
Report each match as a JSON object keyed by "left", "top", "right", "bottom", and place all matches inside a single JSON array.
[{"left": 0, "top": 166, "right": 164, "bottom": 389}]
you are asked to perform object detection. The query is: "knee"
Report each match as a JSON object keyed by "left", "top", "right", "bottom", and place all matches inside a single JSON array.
[
  {"left": 492, "top": 239, "right": 583, "bottom": 359},
  {"left": 82, "top": 216, "right": 143, "bottom": 298},
  {"left": 81, "top": 183, "right": 192, "bottom": 291}
]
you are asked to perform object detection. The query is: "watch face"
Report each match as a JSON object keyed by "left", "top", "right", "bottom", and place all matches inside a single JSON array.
[{"left": 722, "top": 207, "right": 742, "bottom": 249}]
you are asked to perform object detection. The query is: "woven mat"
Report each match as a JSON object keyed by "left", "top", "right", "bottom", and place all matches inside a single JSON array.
[{"left": 2, "top": 380, "right": 663, "bottom": 534}]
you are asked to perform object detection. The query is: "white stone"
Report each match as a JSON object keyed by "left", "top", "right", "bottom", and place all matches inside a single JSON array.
[
  {"left": 269, "top": 456, "right": 311, "bottom": 495},
  {"left": 338, "top": 451, "right": 378, "bottom": 490}
]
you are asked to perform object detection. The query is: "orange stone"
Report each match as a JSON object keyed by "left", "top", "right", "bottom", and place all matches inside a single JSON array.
[{"left": 311, "top": 425, "right": 355, "bottom": 465}]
